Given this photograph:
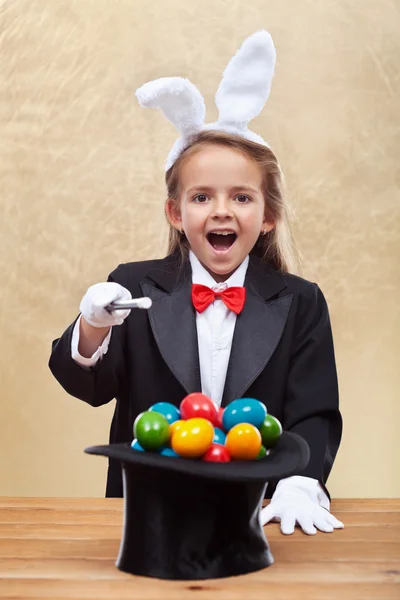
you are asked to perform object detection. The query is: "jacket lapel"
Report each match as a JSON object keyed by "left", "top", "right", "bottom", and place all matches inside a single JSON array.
[
  {"left": 221, "top": 256, "right": 293, "bottom": 406},
  {"left": 140, "top": 255, "right": 201, "bottom": 395}
]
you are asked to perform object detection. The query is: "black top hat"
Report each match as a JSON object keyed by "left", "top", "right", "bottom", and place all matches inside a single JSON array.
[{"left": 85, "top": 431, "right": 309, "bottom": 581}]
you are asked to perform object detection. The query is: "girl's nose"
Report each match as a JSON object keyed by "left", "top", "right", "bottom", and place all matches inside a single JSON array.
[{"left": 212, "top": 197, "right": 233, "bottom": 218}]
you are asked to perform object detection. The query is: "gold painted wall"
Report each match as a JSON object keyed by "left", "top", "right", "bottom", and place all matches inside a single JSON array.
[{"left": 1, "top": 0, "right": 399, "bottom": 498}]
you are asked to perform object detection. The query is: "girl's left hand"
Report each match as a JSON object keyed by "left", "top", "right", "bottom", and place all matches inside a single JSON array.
[{"left": 260, "top": 477, "right": 344, "bottom": 535}]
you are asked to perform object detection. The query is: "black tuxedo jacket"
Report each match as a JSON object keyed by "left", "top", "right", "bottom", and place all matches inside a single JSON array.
[{"left": 49, "top": 253, "right": 342, "bottom": 498}]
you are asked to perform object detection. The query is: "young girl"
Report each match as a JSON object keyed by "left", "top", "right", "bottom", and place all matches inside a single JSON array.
[{"left": 49, "top": 31, "right": 343, "bottom": 536}]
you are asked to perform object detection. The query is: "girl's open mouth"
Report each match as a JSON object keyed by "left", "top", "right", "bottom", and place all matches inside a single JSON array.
[{"left": 207, "top": 231, "right": 237, "bottom": 253}]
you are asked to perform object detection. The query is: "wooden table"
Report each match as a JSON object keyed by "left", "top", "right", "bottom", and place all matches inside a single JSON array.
[{"left": 0, "top": 498, "right": 398, "bottom": 599}]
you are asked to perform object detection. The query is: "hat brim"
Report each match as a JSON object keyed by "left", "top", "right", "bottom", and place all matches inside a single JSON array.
[{"left": 85, "top": 431, "right": 309, "bottom": 482}]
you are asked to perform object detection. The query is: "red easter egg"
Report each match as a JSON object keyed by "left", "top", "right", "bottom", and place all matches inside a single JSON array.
[
  {"left": 180, "top": 393, "right": 218, "bottom": 424},
  {"left": 215, "top": 407, "right": 225, "bottom": 431},
  {"left": 202, "top": 443, "right": 231, "bottom": 462}
]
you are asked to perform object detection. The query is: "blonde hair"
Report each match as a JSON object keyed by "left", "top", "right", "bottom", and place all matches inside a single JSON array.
[{"left": 165, "top": 130, "right": 300, "bottom": 274}]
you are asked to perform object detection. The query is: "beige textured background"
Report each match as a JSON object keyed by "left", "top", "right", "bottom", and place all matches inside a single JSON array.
[{"left": 0, "top": 0, "right": 399, "bottom": 498}]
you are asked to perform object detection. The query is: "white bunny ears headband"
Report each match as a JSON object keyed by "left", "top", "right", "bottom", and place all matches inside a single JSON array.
[{"left": 135, "top": 30, "right": 276, "bottom": 171}]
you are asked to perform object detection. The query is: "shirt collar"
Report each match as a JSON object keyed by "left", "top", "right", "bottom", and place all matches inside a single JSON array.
[{"left": 189, "top": 250, "right": 249, "bottom": 289}]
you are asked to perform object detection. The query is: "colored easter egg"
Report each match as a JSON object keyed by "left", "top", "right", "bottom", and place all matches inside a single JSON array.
[
  {"left": 259, "top": 415, "right": 282, "bottom": 448},
  {"left": 169, "top": 419, "right": 185, "bottom": 437},
  {"left": 160, "top": 447, "right": 179, "bottom": 457},
  {"left": 180, "top": 393, "right": 218, "bottom": 424},
  {"left": 149, "top": 402, "right": 180, "bottom": 424},
  {"left": 130, "top": 439, "right": 145, "bottom": 452},
  {"left": 171, "top": 417, "right": 214, "bottom": 458},
  {"left": 215, "top": 407, "right": 225, "bottom": 431},
  {"left": 213, "top": 427, "right": 226, "bottom": 445},
  {"left": 222, "top": 398, "right": 267, "bottom": 431},
  {"left": 134, "top": 411, "right": 170, "bottom": 451},
  {"left": 202, "top": 444, "right": 231, "bottom": 462},
  {"left": 257, "top": 445, "right": 267, "bottom": 459},
  {"left": 225, "top": 423, "right": 262, "bottom": 460}
]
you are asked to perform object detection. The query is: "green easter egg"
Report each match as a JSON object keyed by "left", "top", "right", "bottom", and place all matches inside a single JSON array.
[
  {"left": 259, "top": 415, "right": 282, "bottom": 449},
  {"left": 133, "top": 411, "right": 170, "bottom": 451},
  {"left": 257, "top": 445, "right": 267, "bottom": 460}
]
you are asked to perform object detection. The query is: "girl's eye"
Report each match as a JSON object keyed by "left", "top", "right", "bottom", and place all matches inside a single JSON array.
[
  {"left": 235, "top": 194, "right": 251, "bottom": 203},
  {"left": 193, "top": 194, "right": 208, "bottom": 203}
]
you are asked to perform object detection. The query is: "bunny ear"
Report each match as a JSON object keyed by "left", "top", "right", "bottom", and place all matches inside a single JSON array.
[
  {"left": 215, "top": 30, "right": 276, "bottom": 129},
  {"left": 136, "top": 77, "right": 206, "bottom": 136}
]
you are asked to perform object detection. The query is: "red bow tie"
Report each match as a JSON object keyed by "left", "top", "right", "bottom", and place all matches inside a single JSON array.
[{"left": 192, "top": 283, "right": 246, "bottom": 314}]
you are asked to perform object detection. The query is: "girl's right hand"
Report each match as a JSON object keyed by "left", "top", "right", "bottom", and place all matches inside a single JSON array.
[{"left": 79, "top": 282, "right": 132, "bottom": 328}]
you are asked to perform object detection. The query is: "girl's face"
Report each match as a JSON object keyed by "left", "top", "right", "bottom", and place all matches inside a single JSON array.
[{"left": 166, "top": 145, "right": 274, "bottom": 282}]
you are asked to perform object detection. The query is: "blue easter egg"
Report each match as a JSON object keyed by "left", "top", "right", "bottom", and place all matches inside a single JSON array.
[
  {"left": 213, "top": 427, "right": 226, "bottom": 445},
  {"left": 160, "top": 447, "right": 179, "bottom": 457},
  {"left": 222, "top": 398, "right": 267, "bottom": 431},
  {"left": 131, "top": 439, "right": 145, "bottom": 452},
  {"left": 149, "top": 402, "right": 180, "bottom": 425}
]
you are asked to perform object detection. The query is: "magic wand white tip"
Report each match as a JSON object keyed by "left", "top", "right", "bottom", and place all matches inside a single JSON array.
[{"left": 136, "top": 297, "right": 152, "bottom": 309}]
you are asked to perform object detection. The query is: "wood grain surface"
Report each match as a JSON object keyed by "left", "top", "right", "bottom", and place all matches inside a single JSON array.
[{"left": 0, "top": 498, "right": 398, "bottom": 599}]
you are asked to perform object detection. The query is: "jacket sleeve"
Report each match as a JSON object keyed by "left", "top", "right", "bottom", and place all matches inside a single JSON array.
[
  {"left": 283, "top": 284, "right": 342, "bottom": 495},
  {"left": 48, "top": 265, "right": 128, "bottom": 407}
]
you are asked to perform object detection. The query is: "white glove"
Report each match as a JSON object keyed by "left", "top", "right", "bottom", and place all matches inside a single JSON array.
[
  {"left": 80, "top": 282, "right": 132, "bottom": 328},
  {"left": 260, "top": 476, "right": 344, "bottom": 535}
]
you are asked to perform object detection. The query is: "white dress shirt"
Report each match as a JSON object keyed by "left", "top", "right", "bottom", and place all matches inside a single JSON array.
[
  {"left": 189, "top": 250, "right": 249, "bottom": 406},
  {"left": 71, "top": 315, "right": 111, "bottom": 367}
]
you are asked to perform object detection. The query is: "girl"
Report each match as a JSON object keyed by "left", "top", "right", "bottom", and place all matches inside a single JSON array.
[{"left": 49, "top": 31, "right": 343, "bottom": 536}]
